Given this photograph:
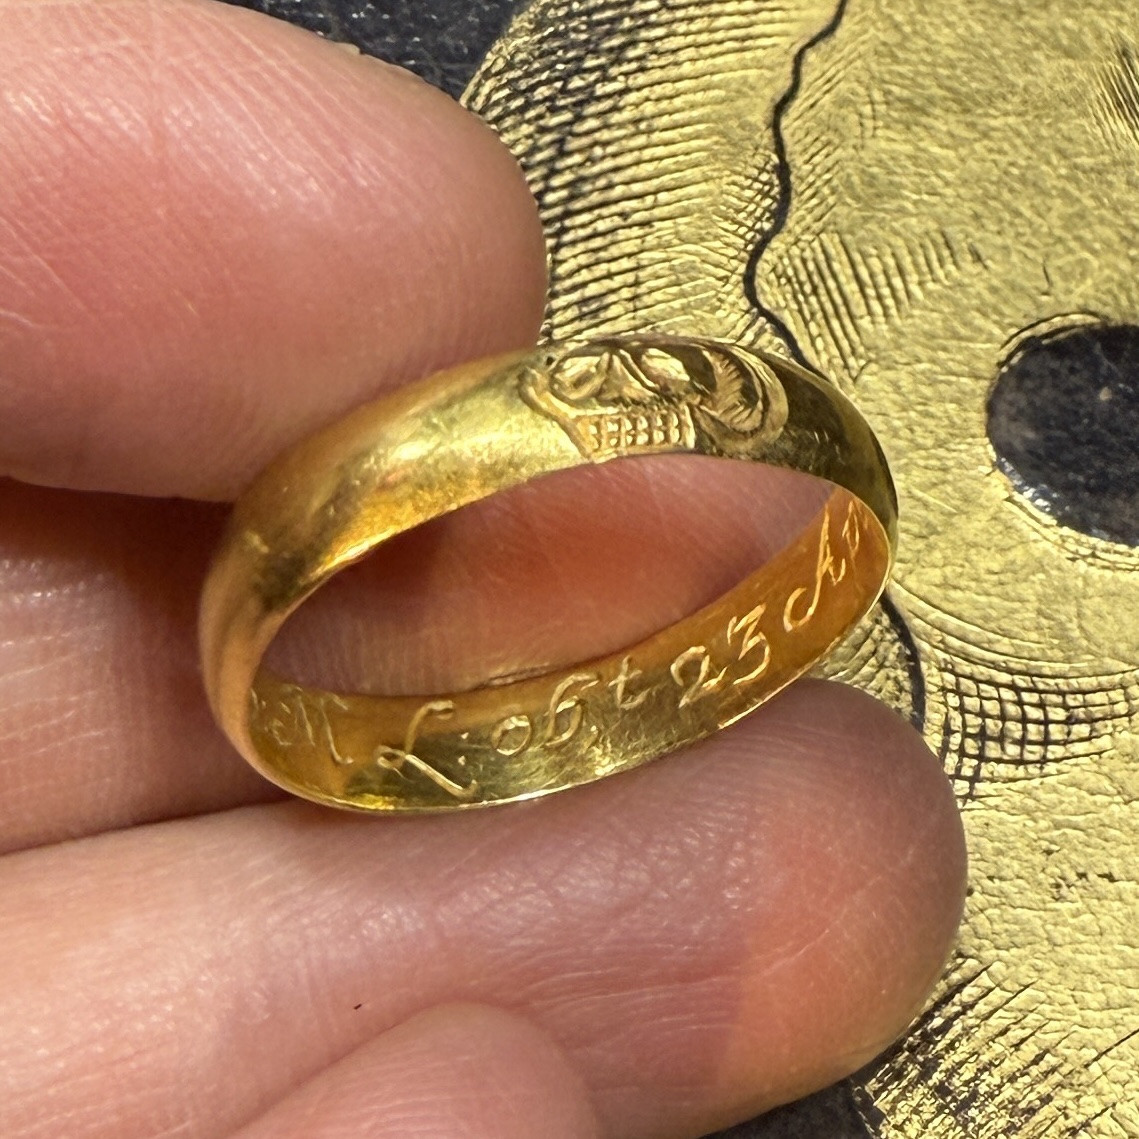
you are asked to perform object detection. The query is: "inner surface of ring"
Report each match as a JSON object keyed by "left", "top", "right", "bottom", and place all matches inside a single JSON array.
[
  {"left": 248, "top": 487, "right": 889, "bottom": 810},
  {"left": 262, "top": 456, "right": 831, "bottom": 697}
]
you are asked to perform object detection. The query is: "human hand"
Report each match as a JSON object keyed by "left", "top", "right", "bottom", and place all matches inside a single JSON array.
[{"left": 0, "top": 3, "right": 966, "bottom": 1136}]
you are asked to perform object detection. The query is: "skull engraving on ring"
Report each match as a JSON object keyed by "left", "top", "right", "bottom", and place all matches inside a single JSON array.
[{"left": 523, "top": 337, "right": 789, "bottom": 460}]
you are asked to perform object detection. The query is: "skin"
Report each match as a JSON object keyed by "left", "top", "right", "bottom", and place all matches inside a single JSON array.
[{"left": 0, "top": 2, "right": 967, "bottom": 1137}]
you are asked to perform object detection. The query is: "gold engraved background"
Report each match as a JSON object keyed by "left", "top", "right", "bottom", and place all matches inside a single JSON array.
[{"left": 464, "top": 1, "right": 1139, "bottom": 1135}]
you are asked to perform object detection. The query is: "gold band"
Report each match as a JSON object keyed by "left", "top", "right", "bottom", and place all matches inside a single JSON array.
[{"left": 199, "top": 337, "right": 898, "bottom": 812}]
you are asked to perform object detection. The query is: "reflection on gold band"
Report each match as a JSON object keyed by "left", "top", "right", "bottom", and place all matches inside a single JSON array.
[{"left": 199, "top": 337, "right": 897, "bottom": 812}]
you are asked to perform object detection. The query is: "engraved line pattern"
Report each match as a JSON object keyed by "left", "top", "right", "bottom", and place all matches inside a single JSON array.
[
  {"left": 765, "top": 230, "right": 980, "bottom": 376},
  {"left": 1093, "top": 40, "right": 1139, "bottom": 149},
  {"left": 743, "top": 0, "right": 849, "bottom": 365},
  {"left": 911, "top": 633, "right": 1139, "bottom": 801},
  {"left": 863, "top": 958, "right": 1126, "bottom": 1138},
  {"left": 469, "top": 1, "right": 828, "bottom": 342},
  {"left": 892, "top": 600, "right": 1139, "bottom": 797},
  {"left": 812, "top": 595, "right": 924, "bottom": 729}
]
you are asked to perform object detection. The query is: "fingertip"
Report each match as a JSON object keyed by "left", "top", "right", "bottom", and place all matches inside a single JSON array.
[
  {"left": 713, "top": 681, "right": 966, "bottom": 1122},
  {"left": 0, "top": 668, "right": 965, "bottom": 1139},
  {"left": 233, "top": 1003, "right": 601, "bottom": 1139}
]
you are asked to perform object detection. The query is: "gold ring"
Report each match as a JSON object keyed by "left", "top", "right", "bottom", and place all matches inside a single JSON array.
[{"left": 199, "top": 336, "right": 898, "bottom": 812}]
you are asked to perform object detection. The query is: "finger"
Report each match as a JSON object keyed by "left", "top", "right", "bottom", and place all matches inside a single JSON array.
[
  {"left": 0, "top": 0, "right": 545, "bottom": 499},
  {"left": 0, "top": 459, "right": 824, "bottom": 851},
  {"left": 229, "top": 1005, "right": 600, "bottom": 1139},
  {"left": 0, "top": 482, "right": 276, "bottom": 854},
  {"left": 0, "top": 682, "right": 966, "bottom": 1139}
]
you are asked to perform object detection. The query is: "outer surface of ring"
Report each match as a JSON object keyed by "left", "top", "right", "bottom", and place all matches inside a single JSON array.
[{"left": 199, "top": 336, "right": 898, "bottom": 812}]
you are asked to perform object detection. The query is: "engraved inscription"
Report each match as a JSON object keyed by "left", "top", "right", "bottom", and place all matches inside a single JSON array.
[
  {"left": 252, "top": 500, "right": 871, "bottom": 805},
  {"left": 726, "top": 602, "right": 772, "bottom": 686},
  {"left": 545, "top": 673, "right": 600, "bottom": 747},
  {"left": 313, "top": 695, "right": 353, "bottom": 766},
  {"left": 841, "top": 498, "right": 862, "bottom": 557},
  {"left": 783, "top": 505, "right": 849, "bottom": 632},
  {"left": 253, "top": 685, "right": 353, "bottom": 766},
  {"left": 610, "top": 655, "right": 653, "bottom": 709},
  {"left": 491, "top": 714, "right": 533, "bottom": 757},
  {"left": 670, "top": 645, "right": 729, "bottom": 707},
  {"left": 490, "top": 673, "right": 602, "bottom": 755},
  {"left": 666, "top": 604, "right": 772, "bottom": 710},
  {"left": 374, "top": 700, "right": 479, "bottom": 802}
]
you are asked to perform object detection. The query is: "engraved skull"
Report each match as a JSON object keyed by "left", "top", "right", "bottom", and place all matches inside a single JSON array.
[{"left": 525, "top": 337, "right": 786, "bottom": 460}]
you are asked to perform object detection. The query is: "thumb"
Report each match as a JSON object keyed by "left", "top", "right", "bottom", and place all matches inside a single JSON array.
[{"left": 229, "top": 1004, "right": 602, "bottom": 1139}]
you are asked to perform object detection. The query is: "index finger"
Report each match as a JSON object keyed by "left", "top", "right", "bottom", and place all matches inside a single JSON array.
[{"left": 0, "top": 0, "right": 546, "bottom": 499}]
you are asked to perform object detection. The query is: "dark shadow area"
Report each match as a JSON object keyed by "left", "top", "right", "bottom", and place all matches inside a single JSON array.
[
  {"left": 218, "top": 0, "right": 526, "bottom": 97},
  {"left": 989, "top": 322, "right": 1139, "bottom": 546},
  {"left": 710, "top": 1080, "right": 879, "bottom": 1138}
]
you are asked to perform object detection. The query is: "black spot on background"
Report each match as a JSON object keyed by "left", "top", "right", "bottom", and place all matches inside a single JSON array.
[
  {"left": 218, "top": 0, "right": 527, "bottom": 98},
  {"left": 989, "top": 323, "right": 1139, "bottom": 546}
]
